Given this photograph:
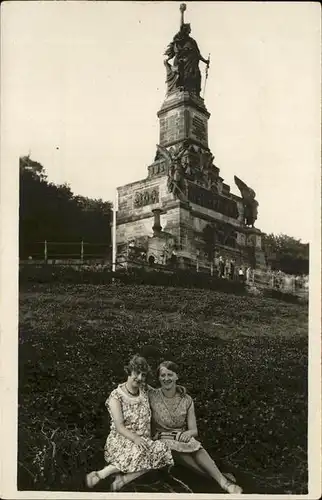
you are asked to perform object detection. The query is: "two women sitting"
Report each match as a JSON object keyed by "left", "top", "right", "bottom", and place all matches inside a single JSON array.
[{"left": 86, "top": 355, "right": 242, "bottom": 494}]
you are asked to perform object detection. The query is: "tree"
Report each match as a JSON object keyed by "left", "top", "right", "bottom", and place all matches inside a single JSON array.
[
  {"left": 263, "top": 233, "right": 309, "bottom": 275},
  {"left": 20, "top": 155, "right": 47, "bottom": 181},
  {"left": 19, "top": 155, "right": 112, "bottom": 260}
]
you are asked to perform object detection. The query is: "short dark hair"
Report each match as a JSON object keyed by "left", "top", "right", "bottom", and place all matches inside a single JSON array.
[
  {"left": 157, "top": 360, "right": 179, "bottom": 378},
  {"left": 124, "top": 354, "right": 151, "bottom": 376}
]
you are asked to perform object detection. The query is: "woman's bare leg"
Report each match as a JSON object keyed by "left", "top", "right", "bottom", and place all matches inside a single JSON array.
[
  {"left": 111, "top": 470, "right": 149, "bottom": 491},
  {"left": 87, "top": 466, "right": 148, "bottom": 491},
  {"left": 173, "top": 452, "right": 207, "bottom": 477},
  {"left": 174, "top": 452, "right": 237, "bottom": 485},
  {"left": 86, "top": 464, "right": 120, "bottom": 488},
  {"left": 193, "top": 449, "right": 242, "bottom": 493},
  {"left": 193, "top": 448, "right": 230, "bottom": 487},
  {"left": 96, "top": 464, "right": 119, "bottom": 480}
]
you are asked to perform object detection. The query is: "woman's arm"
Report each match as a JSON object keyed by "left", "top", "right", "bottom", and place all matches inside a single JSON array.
[
  {"left": 179, "top": 400, "right": 199, "bottom": 442},
  {"left": 109, "top": 397, "right": 148, "bottom": 450},
  {"left": 186, "top": 401, "right": 199, "bottom": 438}
]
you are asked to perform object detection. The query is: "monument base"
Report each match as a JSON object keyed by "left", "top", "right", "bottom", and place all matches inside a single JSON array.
[{"left": 116, "top": 173, "right": 265, "bottom": 270}]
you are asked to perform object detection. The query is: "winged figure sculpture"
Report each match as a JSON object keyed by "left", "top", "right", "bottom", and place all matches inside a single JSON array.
[
  {"left": 234, "top": 175, "right": 258, "bottom": 227},
  {"left": 156, "top": 144, "right": 187, "bottom": 199}
]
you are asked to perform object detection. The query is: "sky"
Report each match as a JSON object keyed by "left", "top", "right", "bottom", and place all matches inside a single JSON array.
[{"left": 1, "top": 1, "right": 321, "bottom": 242}]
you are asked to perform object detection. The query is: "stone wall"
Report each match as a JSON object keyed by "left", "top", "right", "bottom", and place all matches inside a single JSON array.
[
  {"left": 116, "top": 174, "right": 182, "bottom": 249},
  {"left": 160, "top": 108, "right": 185, "bottom": 146},
  {"left": 159, "top": 106, "right": 209, "bottom": 149},
  {"left": 158, "top": 91, "right": 210, "bottom": 149},
  {"left": 118, "top": 178, "right": 161, "bottom": 220},
  {"left": 188, "top": 202, "right": 243, "bottom": 228},
  {"left": 117, "top": 209, "right": 181, "bottom": 245},
  {"left": 117, "top": 217, "right": 155, "bottom": 246},
  {"left": 117, "top": 175, "right": 174, "bottom": 222}
]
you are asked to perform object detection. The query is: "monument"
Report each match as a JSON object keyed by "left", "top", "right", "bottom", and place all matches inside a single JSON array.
[{"left": 116, "top": 4, "right": 266, "bottom": 270}]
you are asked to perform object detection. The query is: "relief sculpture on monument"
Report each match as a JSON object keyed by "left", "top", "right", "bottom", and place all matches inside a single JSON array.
[{"left": 133, "top": 188, "right": 159, "bottom": 208}]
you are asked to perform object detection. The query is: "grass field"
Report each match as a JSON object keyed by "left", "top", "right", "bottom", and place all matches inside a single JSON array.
[{"left": 19, "top": 282, "right": 308, "bottom": 493}]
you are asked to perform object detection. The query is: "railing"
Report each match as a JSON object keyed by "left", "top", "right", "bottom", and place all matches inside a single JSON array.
[
  {"left": 20, "top": 240, "right": 110, "bottom": 262},
  {"left": 19, "top": 246, "right": 308, "bottom": 298}
]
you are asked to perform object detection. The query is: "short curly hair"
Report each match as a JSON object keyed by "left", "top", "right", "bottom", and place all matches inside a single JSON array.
[
  {"left": 156, "top": 360, "right": 179, "bottom": 378},
  {"left": 124, "top": 354, "right": 151, "bottom": 376}
]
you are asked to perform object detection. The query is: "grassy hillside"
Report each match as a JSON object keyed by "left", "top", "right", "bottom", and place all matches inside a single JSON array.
[{"left": 19, "top": 283, "right": 308, "bottom": 493}]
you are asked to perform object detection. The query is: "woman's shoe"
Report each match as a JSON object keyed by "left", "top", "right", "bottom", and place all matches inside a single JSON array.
[
  {"left": 86, "top": 471, "right": 101, "bottom": 488},
  {"left": 221, "top": 478, "right": 243, "bottom": 494},
  {"left": 223, "top": 472, "right": 237, "bottom": 484},
  {"left": 110, "top": 473, "right": 125, "bottom": 492}
]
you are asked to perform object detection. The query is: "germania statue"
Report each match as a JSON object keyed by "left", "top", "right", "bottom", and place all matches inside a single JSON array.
[{"left": 164, "top": 3, "right": 210, "bottom": 97}]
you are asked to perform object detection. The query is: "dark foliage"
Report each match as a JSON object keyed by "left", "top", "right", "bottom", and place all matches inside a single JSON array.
[
  {"left": 262, "top": 288, "right": 301, "bottom": 304},
  {"left": 19, "top": 156, "right": 112, "bottom": 260},
  {"left": 19, "top": 283, "right": 308, "bottom": 493},
  {"left": 19, "top": 264, "right": 246, "bottom": 295},
  {"left": 263, "top": 233, "right": 309, "bottom": 275}
]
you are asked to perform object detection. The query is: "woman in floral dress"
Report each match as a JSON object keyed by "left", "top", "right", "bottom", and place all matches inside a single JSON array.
[
  {"left": 86, "top": 355, "right": 173, "bottom": 491},
  {"left": 148, "top": 360, "right": 243, "bottom": 494}
]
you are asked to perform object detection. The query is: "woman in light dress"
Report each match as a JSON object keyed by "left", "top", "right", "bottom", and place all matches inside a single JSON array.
[
  {"left": 148, "top": 360, "right": 243, "bottom": 494},
  {"left": 86, "top": 355, "right": 173, "bottom": 491}
]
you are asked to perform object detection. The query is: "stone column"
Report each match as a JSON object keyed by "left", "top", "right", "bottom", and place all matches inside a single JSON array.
[{"left": 152, "top": 209, "right": 163, "bottom": 236}]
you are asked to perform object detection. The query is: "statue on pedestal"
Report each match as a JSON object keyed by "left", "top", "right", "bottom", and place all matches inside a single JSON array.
[
  {"left": 164, "top": 3, "right": 210, "bottom": 96},
  {"left": 234, "top": 176, "right": 259, "bottom": 227}
]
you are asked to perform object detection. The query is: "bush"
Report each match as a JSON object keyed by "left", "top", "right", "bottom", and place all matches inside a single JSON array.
[{"left": 19, "top": 264, "right": 246, "bottom": 295}]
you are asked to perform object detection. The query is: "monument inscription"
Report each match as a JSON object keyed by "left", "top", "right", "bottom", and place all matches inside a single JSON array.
[{"left": 191, "top": 114, "right": 206, "bottom": 143}]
